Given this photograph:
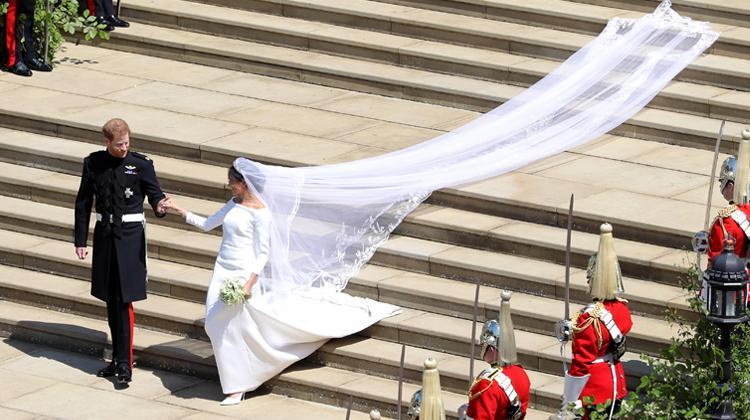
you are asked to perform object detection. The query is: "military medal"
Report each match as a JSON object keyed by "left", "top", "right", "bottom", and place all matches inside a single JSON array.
[{"left": 125, "top": 187, "right": 134, "bottom": 199}]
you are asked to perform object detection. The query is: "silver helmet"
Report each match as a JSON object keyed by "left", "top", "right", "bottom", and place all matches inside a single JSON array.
[
  {"left": 479, "top": 319, "right": 500, "bottom": 362},
  {"left": 407, "top": 388, "right": 422, "bottom": 420},
  {"left": 719, "top": 155, "right": 736, "bottom": 194}
]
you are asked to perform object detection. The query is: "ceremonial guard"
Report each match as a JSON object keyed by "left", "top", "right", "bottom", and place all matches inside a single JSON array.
[
  {"left": 463, "top": 291, "right": 530, "bottom": 420},
  {"left": 718, "top": 155, "right": 737, "bottom": 204},
  {"left": 3, "top": 0, "right": 53, "bottom": 76},
  {"left": 706, "top": 133, "right": 750, "bottom": 263},
  {"left": 74, "top": 118, "right": 167, "bottom": 384},
  {"left": 559, "top": 223, "right": 633, "bottom": 419}
]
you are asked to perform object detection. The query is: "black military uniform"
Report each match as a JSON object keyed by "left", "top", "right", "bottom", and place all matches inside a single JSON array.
[
  {"left": 74, "top": 149, "right": 166, "bottom": 383},
  {"left": 3, "top": 0, "right": 53, "bottom": 76}
]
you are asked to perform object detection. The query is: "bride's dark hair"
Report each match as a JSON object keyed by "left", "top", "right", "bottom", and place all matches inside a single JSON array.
[{"left": 229, "top": 163, "right": 265, "bottom": 193}]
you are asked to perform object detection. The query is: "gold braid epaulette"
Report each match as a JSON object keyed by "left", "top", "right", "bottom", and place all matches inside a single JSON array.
[
  {"left": 468, "top": 368, "right": 500, "bottom": 401},
  {"left": 714, "top": 204, "right": 738, "bottom": 225},
  {"left": 713, "top": 204, "right": 738, "bottom": 237},
  {"left": 572, "top": 302, "right": 605, "bottom": 351}
]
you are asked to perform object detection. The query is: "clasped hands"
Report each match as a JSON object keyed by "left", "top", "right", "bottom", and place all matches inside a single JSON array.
[{"left": 158, "top": 196, "right": 186, "bottom": 217}]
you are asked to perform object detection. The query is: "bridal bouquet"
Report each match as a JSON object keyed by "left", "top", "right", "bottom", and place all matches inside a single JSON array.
[{"left": 220, "top": 278, "right": 248, "bottom": 305}]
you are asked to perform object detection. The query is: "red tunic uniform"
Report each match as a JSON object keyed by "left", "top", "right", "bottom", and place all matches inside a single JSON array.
[
  {"left": 568, "top": 300, "right": 633, "bottom": 407},
  {"left": 467, "top": 364, "right": 530, "bottom": 420},
  {"left": 708, "top": 204, "right": 750, "bottom": 263}
]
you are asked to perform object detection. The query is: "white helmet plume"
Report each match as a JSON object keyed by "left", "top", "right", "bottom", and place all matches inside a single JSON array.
[
  {"left": 732, "top": 131, "right": 750, "bottom": 204},
  {"left": 498, "top": 290, "right": 518, "bottom": 365},
  {"left": 420, "top": 358, "right": 446, "bottom": 420},
  {"left": 589, "top": 223, "right": 623, "bottom": 300}
]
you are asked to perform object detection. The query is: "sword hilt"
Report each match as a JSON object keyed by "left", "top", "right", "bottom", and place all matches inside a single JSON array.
[{"left": 555, "top": 319, "right": 573, "bottom": 343}]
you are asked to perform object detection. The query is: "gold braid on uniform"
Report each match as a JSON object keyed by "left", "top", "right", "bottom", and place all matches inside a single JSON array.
[
  {"left": 572, "top": 301, "right": 605, "bottom": 351},
  {"left": 468, "top": 368, "right": 499, "bottom": 401},
  {"left": 715, "top": 204, "right": 738, "bottom": 237}
]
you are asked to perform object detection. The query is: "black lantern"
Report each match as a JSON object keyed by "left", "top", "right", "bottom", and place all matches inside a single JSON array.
[
  {"left": 704, "top": 242, "right": 749, "bottom": 324},
  {"left": 704, "top": 239, "right": 749, "bottom": 420}
]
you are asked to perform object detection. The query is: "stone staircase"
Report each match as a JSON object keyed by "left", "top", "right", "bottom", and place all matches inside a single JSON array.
[{"left": 0, "top": 0, "right": 747, "bottom": 418}]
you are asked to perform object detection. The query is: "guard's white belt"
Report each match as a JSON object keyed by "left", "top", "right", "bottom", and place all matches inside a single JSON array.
[
  {"left": 599, "top": 307, "right": 624, "bottom": 342},
  {"left": 493, "top": 372, "right": 520, "bottom": 405},
  {"left": 731, "top": 210, "right": 750, "bottom": 240},
  {"left": 96, "top": 213, "right": 145, "bottom": 223},
  {"left": 592, "top": 353, "right": 614, "bottom": 364}
]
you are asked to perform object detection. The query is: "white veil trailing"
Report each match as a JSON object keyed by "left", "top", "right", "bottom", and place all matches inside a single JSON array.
[{"left": 235, "top": 1, "right": 718, "bottom": 297}]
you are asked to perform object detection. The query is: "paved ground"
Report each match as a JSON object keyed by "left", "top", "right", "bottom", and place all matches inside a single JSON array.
[{"left": 0, "top": 337, "right": 375, "bottom": 420}]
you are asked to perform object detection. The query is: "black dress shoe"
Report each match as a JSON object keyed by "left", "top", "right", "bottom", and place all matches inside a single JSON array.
[
  {"left": 8, "top": 62, "right": 32, "bottom": 77},
  {"left": 98, "top": 17, "right": 115, "bottom": 31},
  {"left": 109, "top": 15, "right": 129, "bottom": 28},
  {"left": 27, "top": 57, "right": 52, "bottom": 72},
  {"left": 97, "top": 361, "right": 117, "bottom": 378},
  {"left": 116, "top": 363, "right": 132, "bottom": 384}
]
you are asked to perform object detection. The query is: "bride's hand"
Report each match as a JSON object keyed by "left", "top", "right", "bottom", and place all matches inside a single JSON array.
[
  {"left": 243, "top": 280, "right": 253, "bottom": 299},
  {"left": 163, "top": 198, "right": 187, "bottom": 217}
]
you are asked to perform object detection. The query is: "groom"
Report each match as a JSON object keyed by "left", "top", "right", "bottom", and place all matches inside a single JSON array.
[{"left": 74, "top": 118, "right": 168, "bottom": 385}]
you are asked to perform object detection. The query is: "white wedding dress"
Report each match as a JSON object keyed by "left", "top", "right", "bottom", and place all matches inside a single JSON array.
[{"left": 186, "top": 199, "right": 400, "bottom": 394}]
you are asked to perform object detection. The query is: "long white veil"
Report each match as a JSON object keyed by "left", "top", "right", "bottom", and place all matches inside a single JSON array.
[{"left": 235, "top": 1, "right": 718, "bottom": 296}]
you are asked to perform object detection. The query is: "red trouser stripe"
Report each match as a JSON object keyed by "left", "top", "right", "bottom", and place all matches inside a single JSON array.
[
  {"left": 5, "top": 0, "right": 17, "bottom": 67},
  {"left": 87, "top": 0, "right": 96, "bottom": 14},
  {"left": 128, "top": 303, "right": 134, "bottom": 368}
]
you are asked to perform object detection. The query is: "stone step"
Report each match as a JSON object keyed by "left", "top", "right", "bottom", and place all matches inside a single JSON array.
[
  {"left": 370, "top": 0, "right": 750, "bottom": 60},
  {"left": 0, "top": 126, "right": 708, "bottom": 267},
  {"left": 163, "top": 0, "right": 750, "bottom": 92},
  {"left": 0, "top": 261, "right": 653, "bottom": 396},
  {"left": 314, "top": 335, "right": 566, "bottom": 411},
  {"left": 0, "top": 300, "right": 561, "bottom": 419},
  {"left": 400, "top": 204, "right": 692, "bottom": 287},
  {"left": 0, "top": 262, "right": 208, "bottom": 339},
  {"left": 120, "top": 0, "right": 750, "bottom": 125},
  {"left": 0, "top": 182, "right": 692, "bottom": 319},
  {"left": 0, "top": 130, "right": 697, "bottom": 288},
  {"left": 0, "top": 53, "right": 736, "bottom": 252},
  {"left": 0, "top": 174, "right": 695, "bottom": 325},
  {"left": 0, "top": 222, "right": 678, "bottom": 361},
  {"left": 79, "top": 22, "right": 750, "bottom": 153}
]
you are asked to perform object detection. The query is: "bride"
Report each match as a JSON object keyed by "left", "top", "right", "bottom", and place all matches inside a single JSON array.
[{"left": 163, "top": 162, "right": 399, "bottom": 405}]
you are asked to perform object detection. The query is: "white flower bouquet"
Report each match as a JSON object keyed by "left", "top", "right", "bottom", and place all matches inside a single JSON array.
[{"left": 220, "top": 278, "right": 248, "bottom": 305}]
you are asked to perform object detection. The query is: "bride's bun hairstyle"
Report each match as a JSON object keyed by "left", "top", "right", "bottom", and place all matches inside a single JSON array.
[{"left": 229, "top": 162, "right": 266, "bottom": 194}]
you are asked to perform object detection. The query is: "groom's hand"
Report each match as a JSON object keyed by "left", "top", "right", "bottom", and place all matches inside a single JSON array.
[
  {"left": 156, "top": 196, "right": 169, "bottom": 214},
  {"left": 75, "top": 247, "right": 88, "bottom": 260}
]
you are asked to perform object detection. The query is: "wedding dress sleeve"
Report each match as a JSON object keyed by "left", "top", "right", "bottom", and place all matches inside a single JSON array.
[
  {"left": 250, "top": 209, "right": 271, "bottom": 275},
  {"left": 185, "top": 200, "right": 234, "bottom": 232}
]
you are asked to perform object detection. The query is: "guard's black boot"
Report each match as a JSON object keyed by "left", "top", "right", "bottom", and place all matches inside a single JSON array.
[
  {"left": 8, "top": 61, "right": 32, "bottom": 77},
  {"left": 109, "top": 15, "right": 129, "bottom": 28},
  {"left": 98, "top": 16, "right": 115, "bottom": 31},
  {"left": 27, "top": 57, "right": 52, "bottom": 72},
  {"left": 97, "top": 361, "right": 117, "bottom": 378}
]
